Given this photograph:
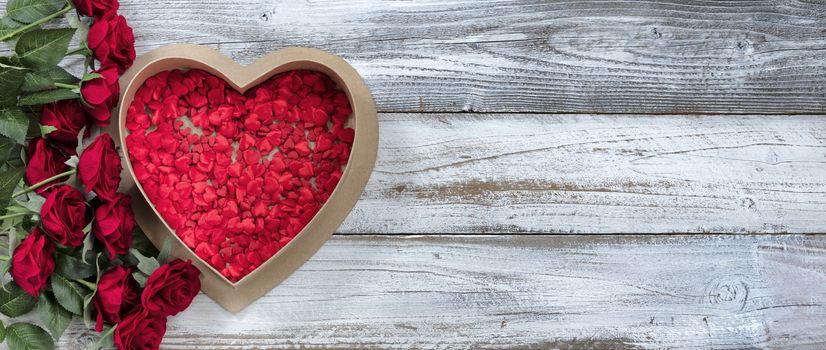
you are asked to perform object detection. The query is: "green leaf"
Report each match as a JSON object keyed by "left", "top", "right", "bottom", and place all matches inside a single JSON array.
[
  {"left": 17, "top": 88, "right": 77, "bottom": 106},
  {"left": 44, "top": 66, "right": 77, "bottom": 83},
  {"left": 80, "top": 72, "right": 100, "bottom": 82},
  {"left": 0, "top": 259, "right": 10, "bottom": 280},
  {"left": 131, "top": 227, "right": 160, "bottom": 258},
  {"left": 21, "top": 72, "right": 53, "bottom": 92},
  {"left": 0, "top": 16, "right": 25, "bottom": 40},
  {"left": 0, "top": 166, "right": 24, "bottom": 215},
  {"left": 0, "top": 281, "right": 36, "bottom": 317},
  {"left": 93, "top": 325, "right": 116, "bottom": 349},
  {"left": 0, "top": 56, "right": 24, "bottom": 68},
  {"left": 6, "top": 322, "right": 54, "bottom": 350},
  {"left": 15, "top": 28, "right": 75, "bottom": 69},
  {"left": 157, "top": 236, "right": 174, "bottom": 264},
  {"left": 132, "top": 271, "right": 147, "bottom": 288},
  {"left": 63, "top": 154, "right": 77, "bottom": 167},
  {"left": 20, "top": 67, "right": 77, "bottom": 92},
  {"left": 0, "top": 108, "right": 28, "bottom": 143},
  {"left": 54, "top": 251, "right": 95, "bottom": 280},
  {"left": 6, "top": 226, "right": 24, "bottom": 268},
  {"left": 6, "top": 0, "right": 64, "bottom": 24},
  {"left": 0, "top": 64, "right": 26, "bottom": 106},
  {"left": 82, "top": 253, "right": 102, "bottom": 330},
  {"left": 4, "top": 204, "right": 34, "bottom": 215},
  {"left": 131, "top": 248, "right": 160, "bottom": 276},
  {"left": 36, "top": 292, "right": 71, "bottom": 340},
  {"left": 81, "top": 230, "right": 96, "bottom": 264},
  {"left": 0, "top": 135, "right": 17, "bottom": 162},
  {"left": 38, "top": 124, "right": 55, "bottom": 136},
  {"left": 16, "top": 192, "right": 45, "bottom": 213},
  {"left": 50, "top": 274, "right": 86, "bottom": 315},
  {"left": 0, "top": 319, "right": 5, "bottom": 343}
]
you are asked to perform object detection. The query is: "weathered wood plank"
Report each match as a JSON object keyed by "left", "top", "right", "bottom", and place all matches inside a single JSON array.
[
  {"left": 113, "top": 0, "right": 826, "bottom": 113},
  {"left": 55, "top": 234, "right": 826, "bottom": 349},
  {"left": 339, "top": 113, "right": 826, "bottom": 234}
]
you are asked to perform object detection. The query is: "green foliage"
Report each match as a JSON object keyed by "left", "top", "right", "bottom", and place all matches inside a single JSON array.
[
  {"left": 37, "top": 124, "right": 55, "bottom": 136},
  {"left": 54, "top": 251, "right": 96, "bottom": 280},
  {"left": 0, "top": 66, "right": 26, "bottom": 107},
  {"left": 21, "top": 66, "right": 77, "bottom": 92},
  {"left": 50, "top": 274, "right": 87, "bottom": 316},
  {"left": 0, "top": 281, "right": 36, "bottom": 317},
  {"left": 36, "top": 292, "right": 71, "bottom": 340},
  {"left": 0, "top": 108, "right": 28, "bottom": 144},
  {"left": 131, "top": 227, "right": 160, "bottom": 258},
  {"left": 5, "top": 322, "right": 53, "bottom": 350},
  {"left": 131, "top": 248, "right": 161, "bottom": 276},
  {"left": 5, "top": 0, "right": 65, "bottom": 24},
  {"left": 0, "top": 17, "right": 25, "bottom": 39},
  {"left": 14, "top": 191, "right": 45, "bottom": 215},
  {"left": 0, "top": 166, "right": 24, "bottom": 215},
  {"left": 17, "top": 88, "right": 77, "bottom": 106},
  {"left": 15, "top": 28, "right": 75, "bottom": 69},
  {"left": 0, "top": 135, "right": 18, "bottom": 164}
]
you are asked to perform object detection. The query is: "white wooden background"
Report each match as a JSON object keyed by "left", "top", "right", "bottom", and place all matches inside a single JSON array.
[{"left": 6, "top": 0, "right": 826, "bottom": 348}]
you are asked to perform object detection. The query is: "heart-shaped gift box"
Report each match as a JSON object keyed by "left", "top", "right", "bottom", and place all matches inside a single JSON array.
[{"left": 109, "top": 44, "right": 378, "bottom": 313}]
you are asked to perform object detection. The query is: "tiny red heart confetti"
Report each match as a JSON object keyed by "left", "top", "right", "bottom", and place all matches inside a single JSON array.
[{"left": 126, "top": 69, "right": 354, "bottom": 282}]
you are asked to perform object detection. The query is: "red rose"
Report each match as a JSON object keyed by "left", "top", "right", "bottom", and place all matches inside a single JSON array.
[
  {"left": 114, "top": 309, "right": 167, "bottom": 350},
  {"left": 72, "top": 0, "right": 118, "bottom": 17},
  {"left": 88, "top": 13, "right": 135, "bottom": 74},
  {"left": 25, "top": 137, "right": 70, "bottom": 195},
  {"left": 40, "top": 185, "right": 91, "bottom": 247},
  {"left": 93, "top": 265, "right": 139, "bottom": 332},
  {"left": 11, "top": 228, "right": 55, "bottom": 296},
  {"left": 40, "top": 100, "right": 90, "bottom": 155},
  {"left": 81, "top": 65, "right": 120, "bottom": 126},
  {"left": 141, "top": 259, "right": 200, "bottom": 317},
  {"left": 78, "top": 133, "right": 122, "bottom": 201},
  {"left": 93, "top": 193, "right": 134, "bottom": 259}
]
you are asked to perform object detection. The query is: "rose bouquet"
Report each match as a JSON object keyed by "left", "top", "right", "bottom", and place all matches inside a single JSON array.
[{"left": 0, "top": 0, "right": 200, "bottom": 349}]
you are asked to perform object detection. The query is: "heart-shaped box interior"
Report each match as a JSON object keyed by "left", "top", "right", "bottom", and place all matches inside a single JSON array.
[{"left": 110, "top": 44, "right": 377, "bottom": 313}]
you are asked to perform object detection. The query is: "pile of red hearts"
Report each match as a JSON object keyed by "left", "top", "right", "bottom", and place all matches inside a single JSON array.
[{"left": 124, "top": 69, "right": 354, "bottom": 282}]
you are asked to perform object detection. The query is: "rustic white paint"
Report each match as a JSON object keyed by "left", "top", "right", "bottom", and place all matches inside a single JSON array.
[
  {"left": 340, "top": 113, "right": 826, "bottom": 234},
  {"left": 53, "top": 235, "right": 826, "bottom": 349},
  {"left": 4, "top": 0, "right": 823, "bottom": 113},
  {"left": 114, "top": 0, "right": 826, "bottom": 113}
]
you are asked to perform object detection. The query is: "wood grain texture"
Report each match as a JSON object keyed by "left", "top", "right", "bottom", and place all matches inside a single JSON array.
[
  {"left": 6, "top": 0, "right": 825, "bottom": 113},
  {"left": 53, "top": 234, "right": 826, "bottom": 349},
  {"left": 338, "top": 113, "right": 826, "bottom": 234},
  {"left": 111, "top": 0, "right": 826, "bottom": 113}
]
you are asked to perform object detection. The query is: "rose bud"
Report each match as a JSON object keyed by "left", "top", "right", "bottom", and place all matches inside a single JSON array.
[
  {"left": 88, "top": 13, "right": 135, "bottom": 74},
  {"left": 78, "top": 133, "right": 122, "bottom": 201},
  {"left": 93, "top": 265, "right": 140, "bottom": 332},
  {"left": 72, "top": 0, "right": 119, "bottom": 18},
  {"left": 40, "top": 185, "right": 91, "bottom": 247},
  {"left": 24, "top": 137, "right": 70, "bottom": 195},
  {"left": 11, "top": 228, "right": 55, "bottom": 296},
  {"left": 141, "top": 259, "right": 201, "bottom": 317},
  {"left": 81, "top": 65, "right": 120, "bottom": 126},
  {"left": 40, "top": 100, "right": 90, "bottom": 155},
  {"left": 114, "top": 309, "right": 167, "bottom": 350},
  {"left": 93, "top": 193, "right": 134, "bottom": 259}
]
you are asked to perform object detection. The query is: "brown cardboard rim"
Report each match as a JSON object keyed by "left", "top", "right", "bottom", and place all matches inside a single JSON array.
[{"left": 109, "top": 44, "right": 378, "bottom": 313}]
